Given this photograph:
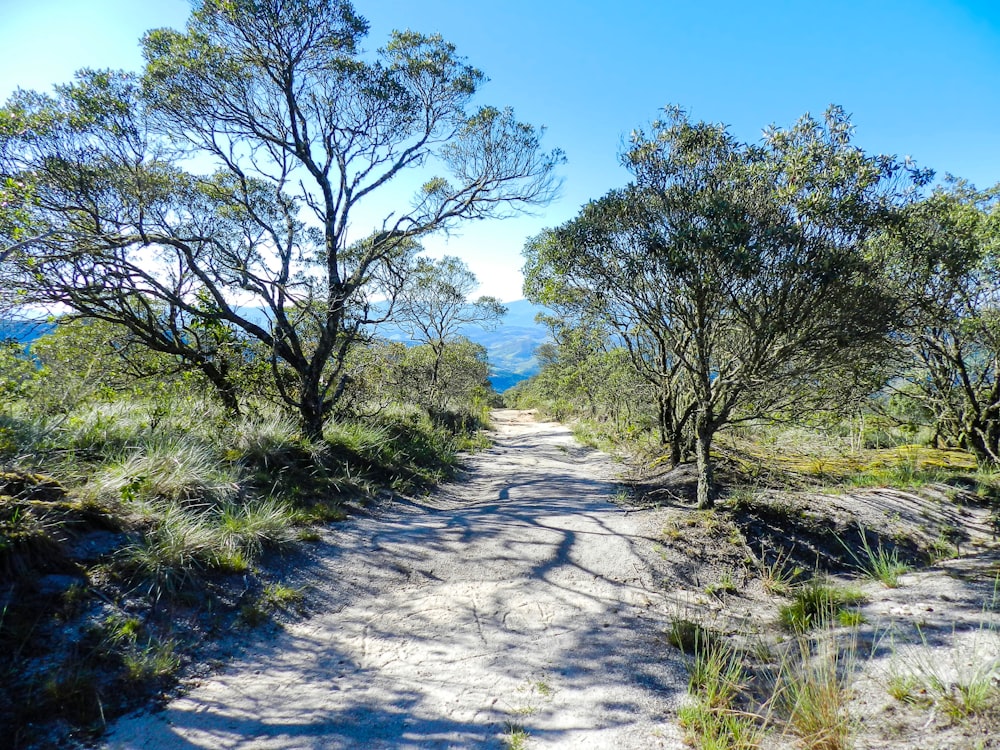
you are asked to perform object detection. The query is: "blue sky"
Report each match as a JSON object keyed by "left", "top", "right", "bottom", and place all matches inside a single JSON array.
[{"left": 2, "top": 0, "right": 999, "bottom": 300}]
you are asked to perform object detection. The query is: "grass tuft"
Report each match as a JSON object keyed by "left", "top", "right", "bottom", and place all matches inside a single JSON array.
[
  {"left": 779, "top": 579, "right": 867, "bottom": 632},
  {"left": 837, "top": 525, "right": 911, "bottom": 588},
  {"left": 772, "top": 634, "right": 855, "bottom": 750}
]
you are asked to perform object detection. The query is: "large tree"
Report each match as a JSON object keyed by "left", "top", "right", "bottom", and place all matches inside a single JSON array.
[
  {"left": 526, "top": 106, "right": 925, "bottom": 507},
  {"left": 0, "top": 0, "right": 562, "bottom": 437},
  {"left": 879, "top": 181, "right": 1000, "bottom": 463}
]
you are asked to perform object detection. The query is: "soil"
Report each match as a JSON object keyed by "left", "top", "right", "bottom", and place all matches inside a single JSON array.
[
  {"left": 104, "top": 410, "right": 688, "bottom": 749},
  {"left": 102, "top": 410, "right": 1000, "bottom": 749}
]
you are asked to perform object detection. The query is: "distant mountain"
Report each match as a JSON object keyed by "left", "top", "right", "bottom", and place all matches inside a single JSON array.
[
  {"left": 373, "top": 299, "right": 550, "bottom": 392},
  {"left": 1, "top": 301, "right": 551, "bottom": 393},
  {"left": 465, "top": 299, "right": 549, "bottom": 391}
]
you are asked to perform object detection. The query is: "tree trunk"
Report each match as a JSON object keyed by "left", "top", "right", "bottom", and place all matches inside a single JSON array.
[
  {"left": 694, "top": 417, "right": 714, "bottom": 509},
  {"left": 657, "top": 391, "right": 669, "bottom": 445},
  {"left": 299, "top": 376, "right": 327, "bottom": 441},
  {"left": 669, "top": 439, "right": 682, "bottom": 467},
  {"left": 968, "top": 418, "right": 1000, "bottom": 466},
  {"left": 200, "top": 361, "right": 241, "bottom": 417}
]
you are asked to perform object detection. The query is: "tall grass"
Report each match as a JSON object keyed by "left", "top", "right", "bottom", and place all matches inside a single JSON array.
[
  {"left": 119, "top": 503, "right": 221, "bottom": 595},
  {"left": 677, "top": 632, "right": 768, "bottom": 749},
  {"left": 92, "top": 441, "right": 238, "bottom": 507},
  {"left": 772, "top": 634, "right": 855, "bottom": 750},
  {"left": 675, "top": 621, "right": 861, "bottom": 750},
  {"left": 218, "top": 497, "right": 297, "bottom": 558},
  {"left": 837, "top": 526, "right": 911, "bottom": 588}
]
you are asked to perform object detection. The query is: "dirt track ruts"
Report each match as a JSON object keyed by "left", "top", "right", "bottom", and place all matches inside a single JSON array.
[{"left": 105, "top": 409, "right": 685, "bottom": 749}]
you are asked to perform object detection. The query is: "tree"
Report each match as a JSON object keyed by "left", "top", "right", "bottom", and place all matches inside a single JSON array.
[
  {"left": 0, "top": 0, "right": 562, "bottom": 438},
  {"left": 392, "top": 255, "right": 505, "bottom": 409},
  {"left": 879, "top": 181, "right": 1000, "bottom": 463},
  {"left": 525, "top": 229, "right": 696, "bottom": 463},
  {"left": 399, "top": 338, "right": 492, "bottom": 417},
  {"left": 526, "top": 106, "right": 924, "bottom": 508}
]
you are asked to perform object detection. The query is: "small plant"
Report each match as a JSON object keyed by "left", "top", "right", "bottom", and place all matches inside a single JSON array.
[
  {"left": 663, "top": 521, "right": 683, "bottom": 541},
  {"left": 757, "top": 545, "right": 803, "bottom": 596},
  {"left": 836, "top": 609, "right": 865, "bottom": 628},
  {"left": 667, "top": 619, "right": 722, "bottom": 655},
  {"left": 121, "top": 638, "right": 181, "bottom": 681},
  {"left": 238, "top": 600, "right": 270, "bottom": 627},
  {"left": 706, "top": 571, "right": 738, "bottom": 598},
  {"left": 886, "top": 672, "right": 925, "bottom": 705},
  {"left": 779, "top": 579, "right": 866, "bottom": 632},
  {"left": 837, "top": 526, "right": 910, "bottom": 588},
  {"left": 42, "top": 665, "right": 103, "bottom": 724},
  {"left": 613, "top": 486, "right": 632, "bottom": 504},
  {"left": 888, "top": 624, "right": 1000, "bottom": 720},
  {"left": 728, "top": 485, "right": 760, "bottom": 511},
  {"left": 501, "top": 721, "right": 530, "bottom": 749},
  {"left": 261, "top": 583, "right": 305, "bottom": 612}
]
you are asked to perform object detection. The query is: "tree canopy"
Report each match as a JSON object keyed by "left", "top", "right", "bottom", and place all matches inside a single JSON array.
[
  {"left": 525, "top": 106, "right": 929, "bottom": 507},
  {"left": 0, "top": 0, "right": 562, "bottom": 437}
]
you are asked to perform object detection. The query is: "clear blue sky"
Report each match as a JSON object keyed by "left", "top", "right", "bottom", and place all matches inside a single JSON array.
[{"left": 2, "top": 0, "right": 999, "bottom": 300}]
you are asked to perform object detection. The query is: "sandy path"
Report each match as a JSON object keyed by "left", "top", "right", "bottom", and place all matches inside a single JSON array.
[{"left": 105, "top": 410, "right": 686, "bottom": 749}]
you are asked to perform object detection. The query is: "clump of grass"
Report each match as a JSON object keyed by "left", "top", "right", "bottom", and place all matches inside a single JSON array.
[
  {"left": 838, "top": 526, "right": 911, "bottom": 588},
  {"left": 706, "top": 572, "right": 738, "bottom": 598},
  {"left": 843, "top": 462, "right": 952, "bottom": 490},
  {"left": 88, "top": 441, "right": 237, "bottom": 508},
  {"left": 97, "top": 611, "right": 182, "bottom": 682},
  {"left": 239, "top": 583, "right": 306, "bottom": 626},
  {"left": 238, "top": 600, "right": 270, "bottom": 627},
  {"left": 756, "top": 545, "right": 803, "bottom": 596},
  {"left": 121, "top": 637, "right": 181, "bottom": 681},
  {"left": 888, "top": 625, "right": 1000, "bottom": 720},
  {"left": 886, "top": 671, "right": 925, "bottom": 705},
  {"left": 325, "top": 419, "right": 392, "bottom": 462},
  {"left": 118, "top": 503, "right": 219, "bottom": 595},
  {"left": 667, "top": 618, "right": 723, "bottom": 654},
  {"left": 0, "top": 498, "right": 68, "bottom": 581},
  {"left": 728, "top": 485, "right": 761, "bottom": 511},
  {"left": 120, "top": 494, "right": 299, "bottom": 595},
  {"left": 772, "top": 633, "right": 856, "bottom": 750},
  {"left": 42, "top": 664, "right": 104, "bottom": 725},
  {"left": 501, "top": 721, "right": 531, "bottom": 750},
  {"left": 218, "top": 497, "right": 297, "bottom": 558},
  {"left": 677, "top": 635, "right": 768, "bottom": 749},
  {"left": 779, "top": 579, "right": 866, "bottom": 632},
  {"left": 261, "top": 583, "right": 304, "bottom": 611},
  {"left": 230, "top": 413, "right": 314, "bottom": 466}
]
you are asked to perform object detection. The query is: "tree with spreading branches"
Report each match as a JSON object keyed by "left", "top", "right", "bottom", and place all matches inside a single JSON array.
[
  {"left": 0, "top": 0, "right": 562, "bottom": 437},
  {"left": 526, "top": 106, "right": 926, "bottom": 507}
]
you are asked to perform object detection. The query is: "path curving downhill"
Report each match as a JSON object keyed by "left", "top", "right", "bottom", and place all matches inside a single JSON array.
[{"left": 106, "top": 410, "right": 685, "bottom": 749}]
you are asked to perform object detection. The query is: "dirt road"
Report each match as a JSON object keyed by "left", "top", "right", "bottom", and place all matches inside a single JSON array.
[{"left": 105, "top": 410, "right": 685, "bottom": 749}]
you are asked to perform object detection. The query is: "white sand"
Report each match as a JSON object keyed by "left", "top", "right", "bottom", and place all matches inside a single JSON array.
[{"left": 104, "top": 410, "right": 686, "bottom": 749}]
